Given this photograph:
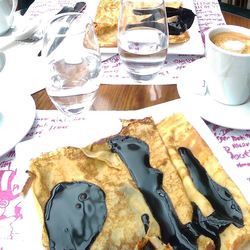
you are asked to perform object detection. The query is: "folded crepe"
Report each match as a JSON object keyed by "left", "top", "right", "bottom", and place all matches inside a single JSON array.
[
  {"left": 27, "top": 145, "right": 166, "bottom": 249},
  {"left": 25, "top": 113, "right": 250, "bottom": 249},
  {"left": 94, "top": 0, "right": 120, "bottom": 47},
  {"left": 157, "top": 113, "right": 250, "bottom": 250},
  {"left": 94, "top": 0, "right": 194, "bottom": 47}
]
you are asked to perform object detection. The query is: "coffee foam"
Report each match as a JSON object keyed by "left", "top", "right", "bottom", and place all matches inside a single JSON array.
[
  {"left": 211, "top": 31, "right": 250, "bottom": 54},
  {"left": 223, "top": 40, "right": 246, "bottom": 53}
]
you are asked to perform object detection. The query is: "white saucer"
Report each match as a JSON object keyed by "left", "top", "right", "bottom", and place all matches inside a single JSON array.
[
  {"left": 177, "top": 57, "right": 250, "bottom": 130},
  {"left": 0, "top": 92, "right": 36, "bottom": 157},
  {"left": 0, "top": 13, "right": 40, "bottom": 49}
]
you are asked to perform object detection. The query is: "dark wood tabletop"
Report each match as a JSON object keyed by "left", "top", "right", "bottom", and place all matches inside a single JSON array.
[{"left": 32, "top": 11, "right": 250, "bottom": 111}]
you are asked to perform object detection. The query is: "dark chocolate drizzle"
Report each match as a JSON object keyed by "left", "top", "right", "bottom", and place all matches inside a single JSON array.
[
  {"left": 142, "top": 241, "right": 156, "bottom": 250},
  {"left": 178, "top": 147, "right": 244, "bottom": 250},
  {"left": 45, "top": 182, "right": 107, "bottom": 250},
  {"left": 141, "top": 213, "right": 150, "bottom": 234},
  {"left": 131, "top": 7, "right": 195, "bottom": 35},
  {"left": 108, "top": 136, "right": 244, "bottom": 250},
  {"left": 178, "top": 147, "right": 243, "bottom": 228},
  {"left": 109, "top": 136, "right": 197, "bottom": 249}
]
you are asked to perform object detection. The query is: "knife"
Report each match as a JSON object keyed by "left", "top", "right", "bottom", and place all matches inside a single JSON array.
[{"left": 38, "top": 2, "right": 86, "bottom": 57}]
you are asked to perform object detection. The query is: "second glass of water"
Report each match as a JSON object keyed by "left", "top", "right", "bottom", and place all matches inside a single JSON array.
[
  {"left": 118, "top": 0, "right": 169, "bottom": 81},
  {"left": 42, "top": 13, "right": 101, "bottom": 116}
]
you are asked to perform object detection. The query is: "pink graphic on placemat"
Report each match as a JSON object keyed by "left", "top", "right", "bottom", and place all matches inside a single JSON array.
[{"left": 0, "top": 169, "right": 22, "bottom": 240}]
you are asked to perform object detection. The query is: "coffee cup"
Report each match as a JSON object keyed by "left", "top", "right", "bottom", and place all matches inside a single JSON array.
[
  {"left": 205, "top": 25, "right": 250, "bottom": 105},
  {"left": 0, "top": 0, "right": 18, "bottom": 35}
]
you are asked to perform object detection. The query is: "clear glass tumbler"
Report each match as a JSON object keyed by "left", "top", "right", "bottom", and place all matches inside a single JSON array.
[
  {"left": 42, "top": 13, "right": 101, "bottom": 116},
  {"left": 118, "top": 0, "right": 169, "bottom": 81}
]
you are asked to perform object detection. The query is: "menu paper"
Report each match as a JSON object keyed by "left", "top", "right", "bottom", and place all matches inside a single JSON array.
[{"left": 207, "top": 122, "right": 250, "bottom": 182}]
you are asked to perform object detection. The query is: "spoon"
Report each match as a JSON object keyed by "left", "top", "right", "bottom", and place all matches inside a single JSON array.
[{"left": 0, "top": 52, "right": 6, "bottom": 72}]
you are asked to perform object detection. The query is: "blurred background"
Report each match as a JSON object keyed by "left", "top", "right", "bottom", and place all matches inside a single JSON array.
[{"left": 16, "top": 0, "right": 249, "bottom": 19}]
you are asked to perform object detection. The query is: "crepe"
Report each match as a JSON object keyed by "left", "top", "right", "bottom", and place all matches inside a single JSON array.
[
  {"left": 169, "top": 31, "right": 190, "bottom": 44},
  {"left": 157, "top": 113, "right": 250, "bottom": 250},
  {"left": 27, "top": 146, "right": 167, "bottom": 249},
  {"left": 94, "top": 0, "right": 193, "bottom": 47},
  {"left": 25, "top": 113, "right": 250, "bottom": 249},
  {"left": 94, "top": 0, "right": 120, "bottom": 47}
]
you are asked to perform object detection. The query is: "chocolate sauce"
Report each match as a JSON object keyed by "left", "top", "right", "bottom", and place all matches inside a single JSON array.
[
  {"left": 45, "top": 182, "right": 107, "bottom": 250},
  {"left": 109, "top": 136, "right": 244, "bottom": 250},
  {"left": 109, "top": 136, "right": 197, "bottom": 249},
  {"left": 178, "top": 147, "right": 243, "bottom": 228},
  {"left": 142, "top": 241, "right": 156, "bottom": 250},
  {"left": 141, "top": 213, "right": 150, "bottom": 233}
]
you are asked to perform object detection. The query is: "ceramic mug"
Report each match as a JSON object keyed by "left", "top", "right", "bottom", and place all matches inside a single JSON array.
[
  {"left": 0, "top": 0, "right": 18, "bottom": 35},
  {"left": 205, "top": 25, "right": 250, "bottom": 105}
]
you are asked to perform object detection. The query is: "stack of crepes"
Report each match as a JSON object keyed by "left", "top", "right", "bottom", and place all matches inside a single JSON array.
[
  {"left": 24, "top": 113, "right": 250, "bottom": 250},
  {"left": 94, "top": 0, "right": 195, "bottom": 47}
]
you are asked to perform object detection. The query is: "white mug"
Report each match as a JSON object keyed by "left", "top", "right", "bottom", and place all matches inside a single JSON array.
[
  {"left": 0, "top": 0, "right": 18, "bottom": 35},
  {"left": 205, "top": 25, "right": 250, "bottom": 105}
]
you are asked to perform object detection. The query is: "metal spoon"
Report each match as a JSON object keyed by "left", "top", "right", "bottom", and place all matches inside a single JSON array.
[{"left": 0, "top": 17, "right": 42, "bottom": 50}]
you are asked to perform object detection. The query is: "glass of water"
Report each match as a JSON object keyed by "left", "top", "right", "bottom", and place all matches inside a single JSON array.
[
  {"left": 42, "top": 13, "right": 101, "bottom": 116},
  {"left": 118, "top": 0, "right": 169, "bottom": 81}
]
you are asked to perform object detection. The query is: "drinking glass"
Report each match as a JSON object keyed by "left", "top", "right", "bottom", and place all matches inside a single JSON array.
[
  {"left": 42, "top": 13, "right": 101, "bottom": 116},
  {"left": 118, "top": 0, "right": 169, "bottom": 81}
]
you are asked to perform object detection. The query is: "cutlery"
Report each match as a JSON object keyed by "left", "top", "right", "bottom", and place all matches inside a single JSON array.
[
  {"left": 0, "top": 2, "right": 86, "bottom": 51},
  {"left": 38, "top": 2, "right": 86, "bottom": 57},
  {"left": 46, "top": 2, "right": 86, "bottom": 56}
]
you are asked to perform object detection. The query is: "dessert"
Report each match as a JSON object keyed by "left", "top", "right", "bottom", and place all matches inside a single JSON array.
[
  {"left": 94, "top": 0, "right": 196, "bottom": 47},
  {"left": 25, "top": 113, "right": 250, "bottom": 249}
]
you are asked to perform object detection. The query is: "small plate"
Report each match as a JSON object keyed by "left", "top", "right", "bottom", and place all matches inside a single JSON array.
[
  {"left": 0, "top": 92, "right": 36, "bottom": 157},
  {"left": 177, "top": 57, "right": 250, "bottom": 130}
]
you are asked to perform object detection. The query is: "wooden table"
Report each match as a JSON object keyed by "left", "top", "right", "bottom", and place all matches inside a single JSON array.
[{"left": 32, "top": 12, "right": 250, "bottom": 111}]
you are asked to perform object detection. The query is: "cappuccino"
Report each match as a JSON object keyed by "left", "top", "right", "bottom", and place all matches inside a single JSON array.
[
  {"left": 211, "top": 31, "right": 250, "bottom": 54},
  {"left": 205, "top": 25, "right": 250, "bottom": 105}
]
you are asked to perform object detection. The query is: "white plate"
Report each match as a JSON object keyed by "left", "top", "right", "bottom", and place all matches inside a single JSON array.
[
  {"left": 177, "top": 57, "right": 250, "bottom": 130},
  {"left": 9, "top": 100, "right": 249, "bottom": 248},
  {"left": 0, "top": 92, "right": 36, "bottom": 157},
  {"left": 3, "top": 100, "right": 248, "bottom": 248},
  {"left": 99, "top": 0, "right": 204, "bottom": 56}
]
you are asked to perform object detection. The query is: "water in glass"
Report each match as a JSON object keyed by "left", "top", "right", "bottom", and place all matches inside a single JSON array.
[
  {"left": 118, "top": 27, "right": 168, "bottom": 79},
  {"left": 118, "top": 0, "right": 168, "bottom": 81},
  {"left": 43, "top": 13, "right": 101, "bottom": 116},
  {"left": 46, "top": 50, "right": 101, "bottom": 116}
]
